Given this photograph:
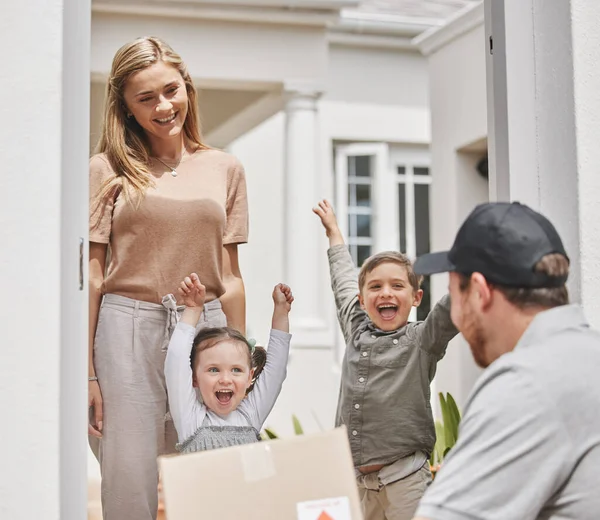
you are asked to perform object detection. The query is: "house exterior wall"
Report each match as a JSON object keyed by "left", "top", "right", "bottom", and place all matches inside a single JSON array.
[
  {"left": 324, "top": 45, "right": 429, "bottom": 107},
  {"left": 228, "top": 44, "right": 433, "bottom": 434},
  {"left": 422, "top": 21, "right": 488, "bottom": 410},
  {"left": 2, "top": 0, "right": 90, "bottom": 517},
  {"left": 91, "top": 13, "right": 328, "bottom": 85}
]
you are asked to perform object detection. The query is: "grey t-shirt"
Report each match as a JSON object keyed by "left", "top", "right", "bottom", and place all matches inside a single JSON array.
[{"left": 416, "top": 304, "right": 600, "bottom": 520}]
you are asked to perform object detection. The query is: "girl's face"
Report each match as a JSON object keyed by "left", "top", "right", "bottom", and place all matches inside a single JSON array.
[
  {"left": 122, "top": 60, "right": 189, "bottom": 146},
  {"left": 193, "top": 340, "right": 254, "bottom": 417}
]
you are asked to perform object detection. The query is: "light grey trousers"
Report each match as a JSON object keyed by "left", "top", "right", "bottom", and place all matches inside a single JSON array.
[
  {"left": 89, "top": 293, "right": 226, "bottom": 520},
  {"left": 357, "top": 464, "right": 432, "bottom": 520}
]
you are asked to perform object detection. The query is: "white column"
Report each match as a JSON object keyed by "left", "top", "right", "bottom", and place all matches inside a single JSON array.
[
  {"left": 571, "top": 0, "right": 600, "bottom": 324},
  {"left": 0, "top": 1, "right": 89, "bottom": 519},
  {"left": 485, "top": 0, "right": 600, "bottom": 315},
  {"left": 283, "top": 85, "right": 325, "bottom": 346}
]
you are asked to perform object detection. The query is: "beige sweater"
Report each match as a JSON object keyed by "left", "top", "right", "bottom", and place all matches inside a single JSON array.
[{"left": 89, "top": 148, "right": 248, "bottom": 304}]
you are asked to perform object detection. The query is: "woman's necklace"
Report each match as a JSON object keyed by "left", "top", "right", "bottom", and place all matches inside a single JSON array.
[{"left": 154, "top": 149, "right": 186, "bottom": 177}]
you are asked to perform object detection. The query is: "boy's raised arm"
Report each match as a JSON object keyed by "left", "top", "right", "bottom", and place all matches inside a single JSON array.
[
  {"left": 313, "top": 200, "right": 365, "bottom": 340},
  {"left": 416, "top": 294, "right": 459, "bottom": 359}
]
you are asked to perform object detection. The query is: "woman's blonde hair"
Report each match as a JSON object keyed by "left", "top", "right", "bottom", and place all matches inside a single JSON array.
[{"left": 95, "top": 36, "right": 208, "bottom": 206}]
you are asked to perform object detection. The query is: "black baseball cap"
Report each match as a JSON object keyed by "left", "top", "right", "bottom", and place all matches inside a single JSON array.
[{"left": 414, "top": 202, "right": 569, "bottom": 288}]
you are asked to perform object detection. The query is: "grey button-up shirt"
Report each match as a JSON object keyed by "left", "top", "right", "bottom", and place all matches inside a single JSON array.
[
  {"left": 328, "top": 245, "right": 458, "bottom": 467},
  {"left": 417, "top": 304, "right": 600, "bottom": 520}
]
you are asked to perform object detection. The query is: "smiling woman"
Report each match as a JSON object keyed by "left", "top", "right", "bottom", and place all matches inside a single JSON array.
[{"left": 88, "top": 37, "right": 249, "bottom": 520}]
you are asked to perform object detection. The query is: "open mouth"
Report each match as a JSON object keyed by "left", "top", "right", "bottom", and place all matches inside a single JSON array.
[
  {"left": 154, "top": 112, "right": 178, "bottom": 125},
  {"left": 215, "top": 390, "right": 233, "bottom": 405},
  {"left": 377, "top": 304, "right": 398, "bottom": 320}
]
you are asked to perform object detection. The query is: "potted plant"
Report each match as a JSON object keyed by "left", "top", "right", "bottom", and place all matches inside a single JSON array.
[{"left": 430, "top": 392, "right": 461, "bottom": 479}]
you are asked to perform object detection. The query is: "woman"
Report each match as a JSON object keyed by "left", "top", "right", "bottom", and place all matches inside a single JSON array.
[{"left": 88, "top": 37, "right": 248, "bottom": 520}]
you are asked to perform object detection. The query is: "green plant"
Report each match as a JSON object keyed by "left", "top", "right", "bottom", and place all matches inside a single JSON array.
[
  {"left": 430, "top": 392, "right": 461, "bottom": 470},
  {"left": 262, "top": 414, "right": 304, "bottom": 440}
]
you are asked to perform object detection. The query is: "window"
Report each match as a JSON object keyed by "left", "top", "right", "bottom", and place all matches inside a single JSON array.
[
  {"left": 346, "top": 155, "right": 373, "bottom": 267},
  {"left": 335, "top": 143, "right": 432, "bottom": 319},
  {"left": 397, "top": 165, "right": 432, "bottom": 321},
  {"left": 335, "top": 144, "right": 388, "bottom": 267}
]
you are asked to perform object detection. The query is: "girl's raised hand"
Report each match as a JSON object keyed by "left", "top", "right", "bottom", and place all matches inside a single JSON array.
[
  {"left": 178, "top": 273, "right": 206, "bottom": 309},
  {"left": 273, "top": 283, "right": 294, "bottom": 312}
]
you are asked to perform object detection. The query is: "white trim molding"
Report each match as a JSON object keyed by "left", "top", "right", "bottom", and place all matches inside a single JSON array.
[
  {"left": 327, "top": 32, "right": 415, "bottom": 50},
  {"left": 328, "top": 9, "right": 439, "bottom": 49},
  {"left": 412, "top": 0, "right": 484, "bottom": 56},
  {"left": 92, "top": 0, "right": 357, "bottom": 26},
  {"left": 182, "top": 0, "right": 359, "bottom": 8}
]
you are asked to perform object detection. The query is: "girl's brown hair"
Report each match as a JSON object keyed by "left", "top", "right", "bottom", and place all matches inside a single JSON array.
[
  {"left": 191, "top": 327, "right": 267, "bottom": 394},
  {"left": 94, "top": 36, "right": 208, "bottom": 207}
]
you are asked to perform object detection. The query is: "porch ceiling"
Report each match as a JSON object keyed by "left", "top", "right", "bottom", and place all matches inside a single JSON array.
[
  {"left": 90, "top": 82, "right": 279, "bottom": 151},
  {"left": 200, "top": 89, "right": 265, "bottom": 135}
]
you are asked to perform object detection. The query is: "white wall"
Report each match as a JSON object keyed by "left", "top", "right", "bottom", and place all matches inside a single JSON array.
[
  {"left": 1, "top": 0, "right": 89, "bottom": 518},
  {"left": 572, "top": 0, "right": 600, "bottom": 326},
  {"left": 229, "top": 112, "right": 340, "bottom": 436},
  {"left": 485, "top": 0, "right": 600, "bottom": 323},
  {"left": 424, "top": 22, "right": 488, "bottom": 410},
  {"left": 324, "top": 45, "right": 429, "bottom": 107},
  {"left": 91, "top": 13, "right": 327, "bottom": 85},
  {"left": 229, "top": 89, "right": 432, "bottom": 434}
]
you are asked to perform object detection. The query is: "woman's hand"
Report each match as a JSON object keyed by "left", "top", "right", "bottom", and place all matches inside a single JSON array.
[{"left": 88, "top": 380, "right": 103, "bottom": 438}]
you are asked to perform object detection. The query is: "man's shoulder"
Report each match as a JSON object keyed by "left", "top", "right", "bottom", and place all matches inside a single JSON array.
[{"left": 464, "top": 355, "right": 541, "bottom": 414}]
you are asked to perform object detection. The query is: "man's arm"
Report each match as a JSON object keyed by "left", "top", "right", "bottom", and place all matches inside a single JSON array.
[{"left": 414, "top": 367, "right": 572, "bottom": 520}]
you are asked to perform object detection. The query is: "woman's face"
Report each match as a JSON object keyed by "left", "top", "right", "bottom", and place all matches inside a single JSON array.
[{"left": 122, "top": 60, "right": 189, "bottom": 145}]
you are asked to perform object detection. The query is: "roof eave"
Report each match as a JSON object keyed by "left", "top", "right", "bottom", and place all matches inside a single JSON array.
[{"left": 412, "top": 0, "right": 484, "bottom": 56}]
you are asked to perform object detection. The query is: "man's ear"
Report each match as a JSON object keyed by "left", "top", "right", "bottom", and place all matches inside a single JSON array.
[
  {"left": 192, "top": 374, "right": 198, "bottom": 388},
  {"left": 471, "top": 272, "right": 493, "bottom": 309}
]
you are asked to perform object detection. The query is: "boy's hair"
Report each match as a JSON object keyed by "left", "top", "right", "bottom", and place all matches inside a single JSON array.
[
  {"left": 458, "top": 253, "right": 569, "bottom": 308},
  {"left": 191, "top": 327, "right": 267, "bottom": 394},
  {"left": 358, "top": 251, "right": 422, "bottom": 293}
]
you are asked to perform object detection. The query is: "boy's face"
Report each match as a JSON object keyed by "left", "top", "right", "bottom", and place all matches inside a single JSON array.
[{"left": 359, "top": 262, "right": 423, "bottom": 331}]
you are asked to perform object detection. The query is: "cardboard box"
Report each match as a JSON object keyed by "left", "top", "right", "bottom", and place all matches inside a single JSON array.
[{"left": 159, "top": 426, "right": 363, "bottom": 520}]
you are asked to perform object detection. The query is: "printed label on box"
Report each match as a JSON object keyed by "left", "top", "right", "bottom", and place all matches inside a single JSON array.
[{"left": 296, "top": 496, "right": 352, "bottom": 520}]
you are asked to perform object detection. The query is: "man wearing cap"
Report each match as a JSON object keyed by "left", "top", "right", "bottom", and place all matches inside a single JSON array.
[{"left": 412, "top": 202, "right": 600, "bottom": 520}]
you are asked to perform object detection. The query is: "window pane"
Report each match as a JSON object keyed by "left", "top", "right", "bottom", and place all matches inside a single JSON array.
[
  {"left": 348, "top": 214, "right": 356, "bottom": 237},
  {"left": 398, "top": 184, "right": 406, "bottom": 253},
  {"left": 417, "top": 275, "right": 431, "bottom": 321},
  {"left": 357, "top": 245, "right": 371, "bottom": 267},
  {"left": 354, "top": 155, "right": 371, "bottom": 177},
  {"left": 414, "top": 166, "right": 430, "bottom": 176},
  {"left": 347, "top": 184, "right": 356, "bottom": 206},
  {"left": 355, "top": 184, "right": 371, "bottom": 207},
  {"left": 397, "top": 165, "right": 406, "bottom": 175},
  {"left": 356, "top": 214, "right": 371, "bottom": 237},
  {"left": 414, "top": 184, "right": 430, "bottom": 257}
]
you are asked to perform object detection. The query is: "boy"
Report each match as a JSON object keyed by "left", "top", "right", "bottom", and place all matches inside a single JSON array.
[{"left": 313, "top": 200, "right": 458, "bottom": 520}]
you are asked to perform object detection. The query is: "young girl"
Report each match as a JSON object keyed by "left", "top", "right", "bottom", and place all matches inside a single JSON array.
[{"left": 165, "top": 273, "right": 293, "bottom": 453}]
